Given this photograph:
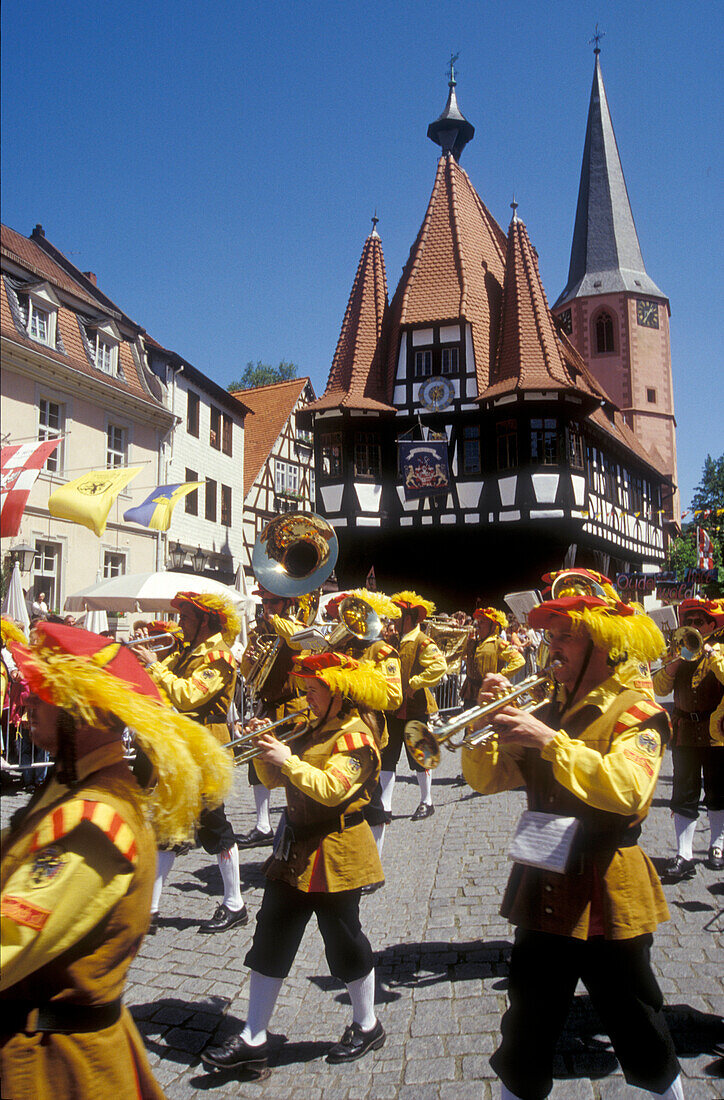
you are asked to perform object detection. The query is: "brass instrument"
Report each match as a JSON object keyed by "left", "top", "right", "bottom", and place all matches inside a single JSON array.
[
  {"left": 252, "top": 511, "right": 338, "bottom": 598},
  {"left": 245, "top": 512, "right": 339, "bottom": 700},
  {"left": 123, "top": 632, "right": 179, "bottom": 657},
  {"left": 404, "top": 664, "right": 562, "bottom": 769},
  {"left": 651, "top": 626, "right": 704, "bottom": 673},
  {"left": 288, "top": 594, "right": 383, "bottom": 654},
  {"left": 227, "top": 707, "right": 313, "bottom": 766}
]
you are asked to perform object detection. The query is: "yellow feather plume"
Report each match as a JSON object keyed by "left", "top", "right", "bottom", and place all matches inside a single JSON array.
[{"left": 346, "top": 589, "right": 401, "bottom": 620}]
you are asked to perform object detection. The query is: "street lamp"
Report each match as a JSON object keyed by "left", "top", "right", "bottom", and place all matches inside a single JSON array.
[
  {"left": 191, "top": 545, "right": 208, "bottom": 574},
  {"left": 168, "top": 542, "right": 186, "bottom": 571},
  {"left": 9, "top": 542, "right": 36, "bottom": 573}
]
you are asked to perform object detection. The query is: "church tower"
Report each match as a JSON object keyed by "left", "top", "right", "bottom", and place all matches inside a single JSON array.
[{"left": 552, "top": 45, "right": 679, "bottom": 523}]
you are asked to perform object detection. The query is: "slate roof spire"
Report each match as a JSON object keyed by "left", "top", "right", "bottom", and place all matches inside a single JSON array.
[
  {"left": 554, "top": 48, "right": 664, "bottom": 307},
  {"left": 427, "top": 54, "right": 475, "bottom": 162}
]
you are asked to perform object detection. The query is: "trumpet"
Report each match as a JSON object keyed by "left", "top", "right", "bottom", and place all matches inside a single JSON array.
[
  {"left": 652, "top": 626, "right": 704, "bottom": 672},
  {"left": 123, "top": 631, "right": 180, "bottom": 656},
  {"left": 227, "top": 707, "right": 312, "bottom": 766},
  {"left": 404, "top": 664, "right": 562, "bottom": 769}
]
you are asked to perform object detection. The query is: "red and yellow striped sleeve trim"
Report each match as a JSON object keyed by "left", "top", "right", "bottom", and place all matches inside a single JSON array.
[
  {"left": 333, "top": 730, "right": 376, "bottom": 754},
  {"left": 30, "top": 800, "right": 138, "bottom": 865},
  {"left": 613, "top": 699, "right": 665, "bottom": 734},
  {"left": 328, "top": 765, "right": 352, "bottom": 791},
  {"left": 205, "top": 649, "right": 236, "bottom": 667}
]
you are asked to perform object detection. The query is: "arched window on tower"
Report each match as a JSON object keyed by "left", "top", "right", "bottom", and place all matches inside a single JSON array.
[{"left": 594, "top": 311, "right": 615, "bottom": 354}]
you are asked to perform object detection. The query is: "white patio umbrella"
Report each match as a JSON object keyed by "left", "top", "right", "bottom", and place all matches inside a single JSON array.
[
  {"left": 64, "top": 571, "right": 254, "bottom": 615},
  {"left": 2, "top": 561, "right": 30, "bottom": 633},
  {"left": 84, "top": 609, "right": 109, "bottom": 633}
]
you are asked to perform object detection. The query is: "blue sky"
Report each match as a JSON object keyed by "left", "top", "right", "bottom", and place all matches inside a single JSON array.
[{"left": 2, "top": 0, "right": 721, "bottom": 512}]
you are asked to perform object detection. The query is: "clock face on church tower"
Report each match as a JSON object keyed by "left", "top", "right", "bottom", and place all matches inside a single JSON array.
[{"left": 636, "top": 299, "right": 659, "bottom": 329}]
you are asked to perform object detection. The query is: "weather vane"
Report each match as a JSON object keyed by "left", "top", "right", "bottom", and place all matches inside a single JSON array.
[
  {"left": 371, "top": 210, "right": 379, "bottom": 234},
  {"left": 447, "top": 52, "right": 460, "bottom": 85},
  {"left": 589, "top": 23, "right": 605, "bottom": 54}
]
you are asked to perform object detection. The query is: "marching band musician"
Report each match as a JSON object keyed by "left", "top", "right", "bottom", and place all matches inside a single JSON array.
[
  {"left": 327, "top": 588, "right": 403, "bottom": 855},
  {"left": 653, "top": 596, "right": 724, "bottom": 878},
  {"left": 461, "top": 583, "right": 684, "bottom": 1100},
  {"left": 1, "top": 621, "right": 232, "bottom": 1100},
  {"left": 380, "top": 591, "right": 447, "bottom": 822},
  {"left": 134, "top": 591, "right": 248, "bottom": 933},
  {"left": 201, "top": 653, "right": 388, "bottom": 1075},
  {"left": 237, "top": 585, "right": 306, "bottom": 847},
  {"left": 460, "top": 607, "right": 525, "bottom": 704}
]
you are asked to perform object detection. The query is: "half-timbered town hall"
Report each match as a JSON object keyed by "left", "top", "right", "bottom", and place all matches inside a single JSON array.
[{"left": 301, "top": 53, "right": 677, "bottom": 607}]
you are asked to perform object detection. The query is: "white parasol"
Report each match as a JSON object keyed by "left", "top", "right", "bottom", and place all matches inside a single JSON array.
[
  {"left": 64, "top": 571, "right": 254, "bottom": 615},
  {"left": 2, "top": 561, "right": 31, "bottom": 633}
]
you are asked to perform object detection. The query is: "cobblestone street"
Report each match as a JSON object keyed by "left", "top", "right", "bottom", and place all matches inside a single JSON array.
[{"left": 3, "top": 749, "right": 723, "bottom": 1098}]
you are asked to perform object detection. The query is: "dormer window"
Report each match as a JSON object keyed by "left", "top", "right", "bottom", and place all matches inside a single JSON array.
[
  {"left": 25, "top": 283, "right": 60, "bottom": 347},
  {"left": 88, "top": 320, "right": 121, "bottom": 374}
]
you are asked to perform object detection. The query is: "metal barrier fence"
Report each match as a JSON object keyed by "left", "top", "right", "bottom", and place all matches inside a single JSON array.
[{"left": 1, "top": 723, "right": 50, "bottom": 782}]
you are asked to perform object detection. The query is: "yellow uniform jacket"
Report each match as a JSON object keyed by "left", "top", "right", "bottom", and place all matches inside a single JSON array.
[
  {"left": 255, "top": 710, "right": 384, "bottom": 893},
  {"left": 149, "top": 630, "right": 236, "bottom": 744},
  {"left": 0, "top": 743, "right": 164, "bottom": 1100},
  {"left": 461, "top": 635, "right": 525, "bottom": 702},
  {"left": 239, "top": 613, "right": 305, "bottom": 709},
  {"left": 396, "top": 625, "right": 447, "bottom": 719},
  {"left": 462, "top": 677, "right": 671, "bottom": 940}
]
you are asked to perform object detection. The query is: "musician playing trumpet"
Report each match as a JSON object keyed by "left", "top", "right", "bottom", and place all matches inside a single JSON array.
[
  {"left": 237, "top": 585, "right": 306, "bottom": 847},
  {"left": 653, "top": 597, "right": 724, "bottom": 878},
  {"left": 460, "top": 607, "right": 524, "bottom": 704},
  {"left": 462, "top": 585, "right": 684, "bottom": 1100},
  {"left": 201, "top": 653, "right": 388, "bottom": 1074}
]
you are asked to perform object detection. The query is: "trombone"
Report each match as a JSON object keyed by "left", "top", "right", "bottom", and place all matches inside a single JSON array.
[
  {"left": 404, "top": 663, "right": 562, "bottom": 770},
  {"left": 227, "top": 707, "right": 313, "bottom": 766}
]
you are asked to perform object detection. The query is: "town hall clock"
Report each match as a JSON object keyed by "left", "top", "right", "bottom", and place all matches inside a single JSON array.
[{"left": 636, "top": 299, "right": 659, "bottom": 329}]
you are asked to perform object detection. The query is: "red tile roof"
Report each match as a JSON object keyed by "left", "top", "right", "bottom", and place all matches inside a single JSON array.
[
  {"left": 307, "top": 232, "right": 393, "bottom": 413},
  {"left": 2, "top": 225, "right": 115, "bottom": 312},
  {"left": 229, "top": 378, "right": 315, "bottom": 496},
  {"left": 484, "top": 215, "right": 601, "bottom": 398},
  {"left": 1, "top": 226, "right": 168, "bottom": 412},
  {"left": 383, "top": 154, "right": 507, "bottom": 397}
]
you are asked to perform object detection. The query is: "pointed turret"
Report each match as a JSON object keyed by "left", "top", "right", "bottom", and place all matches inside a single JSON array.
[
  {"left": 427, "top": 55, "right": 475, "bottom": 162},
  {"left": 306, "top": 218, "right": 393, "bottom": 413},
  {"left": 555, "top": 50, "right": 663, "bottom": 306},
  {"left": 486, "top": 204, "right": 601, "bottom": 400}
]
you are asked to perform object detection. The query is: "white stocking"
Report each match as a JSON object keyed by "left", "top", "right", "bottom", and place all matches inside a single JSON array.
[
  {"left": 379, "top": 770, "right": 395, "bottom": 813},
  {"left": 217, "top": 845, "right": 243, "bottom": 911},
  {"left": 253, "top": 784, "right": 271, "bottom": 833},
  {"left": 370, "top": 822, "right": 385, "bottom": 855},
  {"left": 346, "top": 969, "right": 376, "bottom": 1031},
  {"left": 241, "top": 970, "right": 283, "bottom": 1045},
  {"left": 674, "top": 813, "right": 697, "bottom": 860},
  {"left": 650, "top": 1072, "right": 685, "bottom": 1099},
  {"left": 708, "top": 808, "right": 724, "bottom": 849},
  {"left": 417, "top": 769, "right": 432, "bottom": 805},
  {"left": 151, "top": 849, "right": 176, "bottom": 915}
]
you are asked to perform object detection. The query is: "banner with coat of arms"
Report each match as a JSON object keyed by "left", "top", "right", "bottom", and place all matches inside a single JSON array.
[{"left": 398, "top": 440, "right": 450, "bottom": 500}]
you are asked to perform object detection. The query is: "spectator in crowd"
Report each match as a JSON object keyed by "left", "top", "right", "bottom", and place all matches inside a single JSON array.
[{"left": 31, "top": 591, "right": 49, "bottom": 619}]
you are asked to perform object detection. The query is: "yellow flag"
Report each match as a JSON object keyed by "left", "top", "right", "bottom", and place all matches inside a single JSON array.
[{"left": 48, "top": 467, "right": 141, "bottom": 537}]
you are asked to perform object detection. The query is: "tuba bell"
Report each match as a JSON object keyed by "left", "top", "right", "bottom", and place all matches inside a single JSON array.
[{"left": 252, "top": 511, "right": 338, "bottom": 598}]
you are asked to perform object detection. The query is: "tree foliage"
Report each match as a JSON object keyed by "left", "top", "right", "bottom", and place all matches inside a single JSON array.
[
  {"left": 227, "top": 360, "right": 298, "bottom": 391},
  {"left": 664, "top": 452, "right": 724, "bottom": 596}
]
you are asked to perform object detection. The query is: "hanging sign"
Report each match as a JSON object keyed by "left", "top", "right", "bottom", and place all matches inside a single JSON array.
[{"left": 398, "top": 440, "right": 450, "bottom": 500}]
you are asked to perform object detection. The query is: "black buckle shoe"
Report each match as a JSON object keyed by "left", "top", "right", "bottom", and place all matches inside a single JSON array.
[
  {"left": 147, "top": 914, "right": 159, "bottom": 936},
  {"left": 707, "top": 845, "right": 724, "bottom": 871},
  {"left": 237, "top": 826, "right": 274, "bottom": 848},
  {"left": 664, "top": 855, "right": 696, "bottom": 882},
  {"left": 411, "top": 803, "right": 435, "bottom": 821},
  {"left": 201, "top": 1032, "right": 268, "bottom": 1071},
  {"left": 327, "top": 1018, "right": 385, "bottom": 1063},
  {"left": 197, "top": 903, "right": 249, "bottom": 934}
]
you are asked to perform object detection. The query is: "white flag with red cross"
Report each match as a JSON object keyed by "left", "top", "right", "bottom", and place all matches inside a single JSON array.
[{"left": 697, "top": 525, "right": 714, "bottom": 570}]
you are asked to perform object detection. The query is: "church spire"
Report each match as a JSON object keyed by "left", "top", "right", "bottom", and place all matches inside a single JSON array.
[
  {"left": 427, "top": 53, "right": 475, "bottom": 161},
  {"left": 554, "top": 47, "right": 663, "bottom": 307}
]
